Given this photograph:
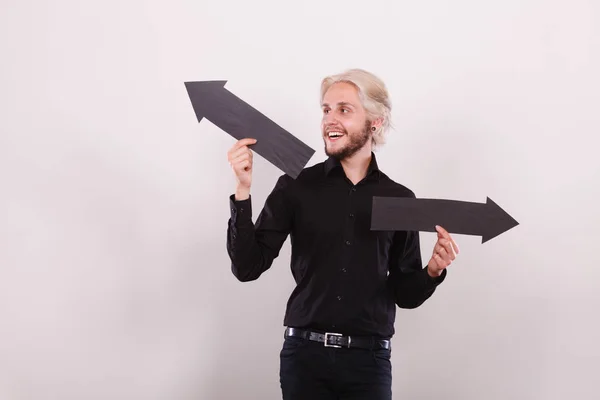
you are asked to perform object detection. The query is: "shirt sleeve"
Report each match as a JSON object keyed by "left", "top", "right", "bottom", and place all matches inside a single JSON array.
[
  {"left": 387, "top": 192, "right": 447, "bottom": 308},
  {"left": 226, "top": 175, "right": 293, "bottom": 282}
]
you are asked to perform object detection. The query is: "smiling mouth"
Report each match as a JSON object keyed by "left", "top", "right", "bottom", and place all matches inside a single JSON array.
[{"left": 326, "top": 131, "right": 345, "bottom": 141}]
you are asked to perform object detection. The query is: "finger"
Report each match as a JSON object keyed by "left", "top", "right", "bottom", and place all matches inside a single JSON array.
[
  {"left": 436, "top": 225, "right": 460, "bottom": 254},
  {"left": 231, "top": 154, "right": 251, "bottom": 168},
  {"left": 435, "top": 225, "right": 450, "bottom": 239},
  {"left": 435, "top": 252, "right": 450, "bottom": 268},
  {"left": 231, "top": 150, "right": 252, "bottom": 165},
  {"left": 433, "top": 254, "right": 448, "bottom": 269},
  {"left": 233, "top": 159, "right": 251, "bottom": 172},
  {"left": 437, "top": 246, "right": 452, "bottom": 264},
  {"left": 235, "top": 138, "right": 258, "bottom": 149},
  {"left": 227, "top": 141, "right": 255, "bottom": 161},
  {"left": 228, "top": 145, "right": 248, "bottom": 161},
  {"left": 229, "top": 146, "right": 253, "bottom": 163},
  {"left": 450, "top": 236, "right": 460, "bottom": 255},
  {"left": 230, "top": 138, "right": 257, "bottom": 153},
  {"left": 435, "top": 240, "right": 451, "bottom": 256},
  {"left": 442, "top": 235, "right": 459, "bottom": 255},
  {"left": 439, "top": 239, "right": 456, "bottom": 260}
]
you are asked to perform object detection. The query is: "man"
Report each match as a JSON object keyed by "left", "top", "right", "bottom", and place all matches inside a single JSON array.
[{"left": 226, "top": 68, "right": 460, "bottom": 399}]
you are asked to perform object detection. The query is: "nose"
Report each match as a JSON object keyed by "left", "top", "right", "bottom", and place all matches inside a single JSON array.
[{"left": 323, "top": 111, "right": 338, "bottom": 126}]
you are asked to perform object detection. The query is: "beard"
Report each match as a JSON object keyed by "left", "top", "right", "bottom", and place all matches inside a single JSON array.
[{"left": 324, "top": 120, "right": 372, "bottom": 160}]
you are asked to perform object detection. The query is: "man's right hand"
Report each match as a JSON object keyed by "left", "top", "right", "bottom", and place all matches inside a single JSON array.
[{"left": 227, "top": 138, "right": 257, "bottom": 200}]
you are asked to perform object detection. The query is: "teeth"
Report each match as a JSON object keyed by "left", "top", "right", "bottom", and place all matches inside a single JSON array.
[{"left": 328, "top": 132, "right": 343, "bottom": 138}]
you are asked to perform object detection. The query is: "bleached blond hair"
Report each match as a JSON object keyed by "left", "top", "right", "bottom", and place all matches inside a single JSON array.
[{"left": 320, "top": 68, "right": 392, "bottom": 149}]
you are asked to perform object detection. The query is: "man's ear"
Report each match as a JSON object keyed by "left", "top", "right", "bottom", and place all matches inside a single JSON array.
[{"left": 371, "top": 117, "right": 384, "bottom": 130}]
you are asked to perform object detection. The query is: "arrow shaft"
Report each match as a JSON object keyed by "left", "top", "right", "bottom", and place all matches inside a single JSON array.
[
  {"left": 202, "top": 89, "right": 275, "bottom": 138},
  {"left": 371, "top": 197, "right": 488, "bottom": 235},
  {"left": 190, "top": 84, "right": 313, "bottom": 179}
]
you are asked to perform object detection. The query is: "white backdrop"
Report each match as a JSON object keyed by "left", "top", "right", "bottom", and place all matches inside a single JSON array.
[{"left": 1, "top": 0, "right": 599, "bottom": 399}]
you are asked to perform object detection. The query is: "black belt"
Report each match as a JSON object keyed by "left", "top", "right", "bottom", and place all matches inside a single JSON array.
[{"left": 285, "top": 327, "right": 391, "bottom": 350}]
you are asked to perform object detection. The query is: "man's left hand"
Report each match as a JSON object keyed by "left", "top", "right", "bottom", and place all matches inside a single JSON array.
[{"left": 427, "top": 225, "right": 460, "bottom": 277}]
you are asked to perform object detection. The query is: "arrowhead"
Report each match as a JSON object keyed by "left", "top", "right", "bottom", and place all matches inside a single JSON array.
[
  {"left": 481, "top": 197, "right": 519, "bottom": 243},
  {"left": 184, "top": 80, "right": 228, "bottom": 122}
]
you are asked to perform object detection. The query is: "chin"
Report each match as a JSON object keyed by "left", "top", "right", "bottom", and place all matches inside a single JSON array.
[{"left": 324, "top": 146, "right": 344, "bottom": 159}]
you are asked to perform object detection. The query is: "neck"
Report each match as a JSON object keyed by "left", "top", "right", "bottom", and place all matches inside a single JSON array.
[{"left": 340, "top": 146, "right": 372, "bottom": 185}]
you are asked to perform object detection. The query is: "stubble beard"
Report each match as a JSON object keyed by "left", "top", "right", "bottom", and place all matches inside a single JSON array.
[{"left": 324, "top": 120, "right": 372, "bottom": 160}]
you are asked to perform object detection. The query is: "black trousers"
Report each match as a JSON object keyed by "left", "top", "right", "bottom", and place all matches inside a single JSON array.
[{"left": 279, "top": 334, "right": 393, "bottom": 399}]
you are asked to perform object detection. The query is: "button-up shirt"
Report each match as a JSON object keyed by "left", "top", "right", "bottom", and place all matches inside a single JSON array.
[{"left": 226, "top": 152, "right": 446, "bottom": 338}]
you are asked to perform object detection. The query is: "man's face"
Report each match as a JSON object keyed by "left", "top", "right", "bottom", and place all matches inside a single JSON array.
[{"left": 321, "top": 82, "right": 371, "bottom": 160}]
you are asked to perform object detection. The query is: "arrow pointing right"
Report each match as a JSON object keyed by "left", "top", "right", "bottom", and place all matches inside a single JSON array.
[{"left": 371, "top": 196, "right": 519, "bottom": 243}]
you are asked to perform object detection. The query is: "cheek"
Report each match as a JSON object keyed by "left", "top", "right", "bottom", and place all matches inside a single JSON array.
[{"left": 343, "top": 120, "right": 359, "bottom": 133}]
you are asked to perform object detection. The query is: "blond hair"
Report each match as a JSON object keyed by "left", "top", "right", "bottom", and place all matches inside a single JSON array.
[{"left": 320, "top": 68, "right": 392, "bottom": 149}]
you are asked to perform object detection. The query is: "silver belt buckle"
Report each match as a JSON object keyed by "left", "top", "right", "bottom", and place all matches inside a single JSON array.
[{"left": 324, "top": 332, "right": 342, "bottom": 348}]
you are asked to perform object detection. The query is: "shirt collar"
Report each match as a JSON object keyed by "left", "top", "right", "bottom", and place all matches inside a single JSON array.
[{"left": 324, "top": 152, "right": 381, "bottom": 180}]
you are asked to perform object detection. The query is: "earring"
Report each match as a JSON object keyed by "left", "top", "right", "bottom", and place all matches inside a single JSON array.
[{"left": 371, "top": 126, "right": 376, "bottom": 131}]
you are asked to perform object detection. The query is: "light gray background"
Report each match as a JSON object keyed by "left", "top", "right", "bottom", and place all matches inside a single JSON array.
[{"left": 1, "top": 0, "right": 599, "bottom": 399}]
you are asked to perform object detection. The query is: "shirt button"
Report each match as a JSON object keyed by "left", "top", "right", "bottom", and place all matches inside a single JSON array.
[
  {"left": 352, "top": 187, "right": 357, "bottom": 192},
  {"left": 349, "top": 213, "right": 354, "bottom": 218},
  {"left": 341, "top": 268, "right": 347, "bottom": 273},
  {"left": 337, "top": 296, "right": 343, "bottom": 301},
  {"left": 345, "top": 240, "right": 351, "bottom": 245}
]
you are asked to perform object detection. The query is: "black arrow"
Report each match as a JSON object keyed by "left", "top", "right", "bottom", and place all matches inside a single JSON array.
[
  {"left": 371, "top": 196, "right": 518, "bottom": 243},
  {"left": 184, "top": 80, "right": 315, "bottom": 179}
]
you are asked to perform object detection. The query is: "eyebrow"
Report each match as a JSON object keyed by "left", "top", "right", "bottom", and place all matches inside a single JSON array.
[{"left": 321, "top": 101, "right": 355, "bottom": 108}]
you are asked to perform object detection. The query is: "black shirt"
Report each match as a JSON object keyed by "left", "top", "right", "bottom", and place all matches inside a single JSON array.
[{"left": 226, "top": 152, "right": 446, "bottom": 338}]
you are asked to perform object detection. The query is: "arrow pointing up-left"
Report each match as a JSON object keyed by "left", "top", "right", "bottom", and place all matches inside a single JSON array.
[{"left": 185, "top": 80, "right": 315, "bottom": 179}]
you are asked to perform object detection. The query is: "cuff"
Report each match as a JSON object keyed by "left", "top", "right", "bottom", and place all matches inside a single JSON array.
[
  {"left": 425, "top": 267, "right": 447, "bottom": 286},
  {"left": 229, "top": 194, "right": 252, "bottom": 224}
]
